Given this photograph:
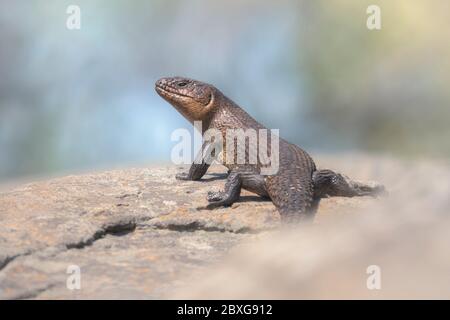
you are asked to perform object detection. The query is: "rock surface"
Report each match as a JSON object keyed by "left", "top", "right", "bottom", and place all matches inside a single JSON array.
[
  {"left": 168, "top": 156, "right": 450, "bottom": 299},
  {"left": 2, "top": 154, "right": 446, "bottom": 299}
]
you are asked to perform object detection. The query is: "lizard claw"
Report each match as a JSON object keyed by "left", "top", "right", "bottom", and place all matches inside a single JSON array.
[
  {"left": 356, "top": 182, "right": 387, "bottom": 198},
  {"left": 175, "top": 172, "right": 190, "bottom": 181},
  {"left": 207, "top": 191, "right": 225, "bottom": 202}
]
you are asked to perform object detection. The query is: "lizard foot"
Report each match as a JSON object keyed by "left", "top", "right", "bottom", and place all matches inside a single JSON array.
[
  {"left": 207, "top": 191, "right": 226, "bottom": 202},
  {"left": 205, "top": 171, "right": 242, "bottom": 210},
  {"left": 353, "top": 181, "right": 387, "bottom": 197},
  {"left": 205, "top": 191, "right": 230, "bottom": 209},
  {"left": 175, "top": 172, "right": 191, "bottom": 181}
]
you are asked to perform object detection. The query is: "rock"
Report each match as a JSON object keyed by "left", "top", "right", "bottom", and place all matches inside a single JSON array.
[
  {"left": 168, "top": 158, "right": 450, "bottom": 299},
  {"left": 0, "top": 157, "right": 390, "bottom": 299}
]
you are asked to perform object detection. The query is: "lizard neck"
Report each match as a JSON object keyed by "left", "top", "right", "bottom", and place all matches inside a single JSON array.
[{"left": 200, "top": 91, "right": 234, "bottom": 132}]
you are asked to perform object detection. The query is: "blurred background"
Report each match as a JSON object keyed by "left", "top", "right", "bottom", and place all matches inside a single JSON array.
[{"left": 1, "top": 0, "right": 449, "bottom": 182}]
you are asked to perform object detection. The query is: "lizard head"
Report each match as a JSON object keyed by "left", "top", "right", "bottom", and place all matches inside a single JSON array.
[{"left": 155, "top": 77, "right": 218, "bottom": 123}]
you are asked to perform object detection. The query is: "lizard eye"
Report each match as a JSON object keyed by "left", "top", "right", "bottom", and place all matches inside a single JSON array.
[{"left": 177, "top": 81, "right": 188, "bottom": 88}]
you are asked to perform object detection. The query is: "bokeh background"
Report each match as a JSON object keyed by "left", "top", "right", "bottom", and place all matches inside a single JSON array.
[{"left": 1, "top": 0, "right": 449, "bottom": 181}]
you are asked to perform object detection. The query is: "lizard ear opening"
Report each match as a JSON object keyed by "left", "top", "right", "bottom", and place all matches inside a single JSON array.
[
  {"left": 203, "top": 92, "right": 215, "bottom": 112},
  {"left": 205, "top": 92, "right": 213, "bottom": 107}
]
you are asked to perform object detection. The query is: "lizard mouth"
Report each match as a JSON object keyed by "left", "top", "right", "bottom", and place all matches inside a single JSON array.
[
  {"left": 155, "top": 84, "right": 194, "bottom": 99},
  {"left": 155, "top": 84, "right": 212, "bottom": 106}
]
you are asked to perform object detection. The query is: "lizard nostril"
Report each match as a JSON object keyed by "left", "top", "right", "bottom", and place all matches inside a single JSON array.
[{"left": 156, "top": 78, "right": 166, "bottom": 87}]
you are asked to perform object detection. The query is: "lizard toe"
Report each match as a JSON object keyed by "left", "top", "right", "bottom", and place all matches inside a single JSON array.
[
  {"left": 175, "top": 172, "right": 190, "bottom": 180},
  {"left": 207, "top": 191, "right": 225, "bottom": 202}
]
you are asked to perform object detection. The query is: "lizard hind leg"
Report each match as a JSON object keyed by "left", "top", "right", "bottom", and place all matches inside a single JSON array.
[{"left": 313, "top": 169, "right": 386, "bottom": 199}]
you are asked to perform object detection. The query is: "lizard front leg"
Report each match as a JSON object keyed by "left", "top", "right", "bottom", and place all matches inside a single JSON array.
[
  {"left": 206, "top": 172, "right": 242, "bottom": 209},
  {"left": 176, "top": 163, "right": 210, "bottom": 181},
  {"left": 176, "top": 141, "right": 215, "bottom": 181}
]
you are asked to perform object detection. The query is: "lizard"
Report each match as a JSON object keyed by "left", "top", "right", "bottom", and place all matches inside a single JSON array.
[{"left": 155, "top": 77, "right": 385, "bottom": 222}]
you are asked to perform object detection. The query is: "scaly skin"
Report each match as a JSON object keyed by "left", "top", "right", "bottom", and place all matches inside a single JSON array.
[{"left": 155, "top": 77, "right": 385, "bottom": 222}]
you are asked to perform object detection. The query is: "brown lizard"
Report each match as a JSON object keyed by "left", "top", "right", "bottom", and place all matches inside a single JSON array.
[{"left": 155, "top": 77, "right": 385, "bottom": 222}]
